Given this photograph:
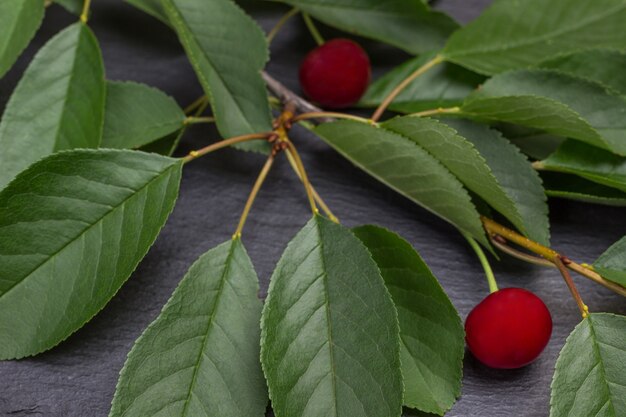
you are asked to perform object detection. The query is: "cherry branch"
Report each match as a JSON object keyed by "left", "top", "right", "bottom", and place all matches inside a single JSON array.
[
  {"left": 482, "top": 217, "right": 626, "bottom": 298},
  {"left": 262, "top": 71, "right": 331, "bottom": 120}
]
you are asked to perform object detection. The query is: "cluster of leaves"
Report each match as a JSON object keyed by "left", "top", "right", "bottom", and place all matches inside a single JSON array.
[{"left": 1, "top": 0, "right": 626, "bottom": 416}]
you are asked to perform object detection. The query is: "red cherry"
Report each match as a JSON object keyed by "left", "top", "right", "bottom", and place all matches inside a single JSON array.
[
  {"left": 465, "top": 288, "right": 552, "bottom": 369},
  {"left": 299, "top": 39, "right": 371, "bottom": 109}
]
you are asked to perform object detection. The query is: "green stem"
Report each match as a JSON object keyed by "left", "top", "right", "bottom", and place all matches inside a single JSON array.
[
  {"left": 182, "top": 132, "right": 272, "bottom": 163},
  {"left": 371, "top": 54, "right": 444, "bottom": 121},
  {"left": 292, "top": 111, "right": 373, "bottom": 124},
  {"left": 284, "top": 149, "right": 338, "bottom": 222},
  {"left": 462, "top": 232, "right": 499, "bottom": 293},
  {"left": 267, "top": 8, "right": 300, "bottom": 44},
  {"left": 80, "top": 0, "right": 92, "bottom": 23},
  {"left": 412, "top": 106, "right": 461, "bottom": 118},
  {"left": 184, "top": 116, "right": 215, "bottom": 125},
  {"left": 302, "top": 13, "right": 324, "bottom": 46},
  {"left": 183, "top": 95, "right": 208, "bottom": 115}
]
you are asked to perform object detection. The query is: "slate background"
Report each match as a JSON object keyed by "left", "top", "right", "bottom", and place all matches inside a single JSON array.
[{"left": 1, "top": 1, "right": 625, "bottom": 416}]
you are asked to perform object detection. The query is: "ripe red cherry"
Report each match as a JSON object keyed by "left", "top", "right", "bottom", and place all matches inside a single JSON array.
[
  {"left": 299, "top": 38, "right": 371, "bottom": 108},
  {"left": 465, "top": 288, "right": 552, "bottom": 369}
]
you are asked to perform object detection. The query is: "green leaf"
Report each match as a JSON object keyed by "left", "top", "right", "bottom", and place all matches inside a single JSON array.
[
  {"left": 0, "top": 149, "right": 182, "bottom": 359},
  {"left": 0, "top": 23, "right": 105, "bottom": 190},
  {"left": 101, "top": 81, "right": 186, "bottom": 149},
  {"left": 162, "top": 0, "right": 272, "bottom": 152},
  {"left": 109, "top": 239, "right": 267, "bottom": 417},
  {"left": 593, "top": 237, "right": 626, "bottom": 287},
  {"left": 442, "top": 0, "right": 626, "bottom": 75},
  {"left": 442, "top": 119, "right": 549, "bottom": 245},
  {"left": 550, "top": 313, "right": 626, "bottom": 417},
  {"left": 261, "top": 216, "right": 403, "bottom": 417},
  {"left": 125, "top": 0, "right": 169, "bottom": 24},
  {"left": 539, "top": 49, "right": 626, "bottom": 96},
  {"left": 358, "top": 52, "right": 484, "bottom": 113},
  {"left": 383, "top": 116, "right": 548, "bottom": 245},
  {"left": 54, "top": 0, "right": 83, "bottom": 15},
  {"left": 353, "top": 225, "right": 463, "bottom": 415},
  {"left": 314, "top": 120, "right": 488, "bottom": 247},
  {"left": 541, "top": 140, "right": 626, "bottom": 193},
  {"left": 459, "top": 69, "right": 626, "bottom": 156},
  {"left": 541, "top": 172, "right": 626, "bottom": 207},
  {"left": 496, "top": 124, "right": 565, "bottom": 161},
  {"left": 272, "top": 0, "right": 458, "bottom": 55},
  {"left": 139, "top": 128, "right": 184, "bottom": 156},
  {"left": 0, "top": 0, "right": 44, "bottom": 78}
]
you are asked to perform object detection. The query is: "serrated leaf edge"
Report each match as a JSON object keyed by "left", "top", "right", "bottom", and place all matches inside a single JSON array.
[
  {"left": 0, "top": 148, "right": 182, "bottom": 359},
  {"left": 260, "top": 215, "right": 404, "bottom": 417}
]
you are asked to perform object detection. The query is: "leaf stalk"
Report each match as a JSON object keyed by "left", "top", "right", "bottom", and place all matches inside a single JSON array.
[
  {"left": 184, "top": 116, "right": 215, "bottom": 125},
  {"left": 285, "top": 149, "right": 338, "bottom": 222},
  {"left": 80, "top": 0, "right": 92, "bottom": 23},
  {"left": 267, "top": 7, "right": 300, "bottom": 44},
  {"left": 182, "top": 132, "right": 272, "bottom": 163},
  {"left": 233, "top": 152, "right": 276, "bottom": 238},
  {"left": 371, "top": 54, "right": 445, "bottom": 122},
  {"left": 413, "top": 106, "right": 461, "bottom": 118},
  {"left": 183, "top": 95, "right": 208, "bottom": 115},
  {"left": 292, "top": 112, "right": 373, "bottom": 124}
]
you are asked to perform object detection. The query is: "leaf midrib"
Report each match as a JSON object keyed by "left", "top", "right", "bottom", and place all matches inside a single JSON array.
[
  {"left": 399, "top": 333, "right": 446, "bottom": 413},
  {"left": 461, "top": 95, "right": 610, "bottom": 148},
  {"left": 319, "top": 124, "right": 484, "bottom": 243},
  {"left": 179, "top": 240, "right": 240, "bottom": 417},
  {"left": 446, "top": 2, "right": 626, "bottom": 59},
  {"left": 0, "top": 160, "right": 179, "bottom": 301},
  {"left": 586, "top": 317, "right": 618, "bottom": 417},
  {"left": 316, "top": 218, "right": 340, "bottom": 417},
  {"left": 388, "top": 118, "right": 526, "bottom": 237}
]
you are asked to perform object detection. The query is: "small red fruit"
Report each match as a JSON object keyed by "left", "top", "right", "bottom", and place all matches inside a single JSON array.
[
  {"left": 465, "top": 288, "right": 552, "bottom": 369},
  {"left": 299, "top": 38, "right": 371, "bottom": 109}
]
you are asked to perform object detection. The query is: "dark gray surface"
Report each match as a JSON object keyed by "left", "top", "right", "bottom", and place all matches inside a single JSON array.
[{"left": 1, "top": 1, "right": 625, "bottom": 416}]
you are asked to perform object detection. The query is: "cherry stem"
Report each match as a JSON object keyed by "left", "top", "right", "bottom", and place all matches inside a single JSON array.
[
  {"left": 292, "top": 112, "right": 372, "bottom": 124},
  {"left": 482, "top": 217, "right": 626, "bottom": 298},
  {"left": 463, "top": 232, "right": 498, "bottom": 293},
  {"left": 182, "top": 132, "right": 272, "bottom": 163},
  {"left": 302, "top": 13, "right": 324, "bottom": 46},
  {"left": 267, "top": 7, "right": 300, "bottom": 44},
  {"left": 183, "top": 95, "right": 208, "bottom": 115},
  {"left": 554, "top": 256, "right": 589, "bottom": 318},
  {"left": 233, "top": 153, "right": 276, "bottom": 239},
  {"left": 285, "top": 150, "right": 338, "bottom": 222},
  {"left": 283, "top": 139, "right": 318, "bottom": 215},
  {"left": 184, "top": 116, "right": 215, "bottom": 125},
  {"left": 371, "top": 54, "right": 445, "bottom": 122},
  {"left": 262, "top": 72, "right": 325, "bottom": 116},
  {"left": 80, "top": 0, "right": 92, "bottom": 23}
]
